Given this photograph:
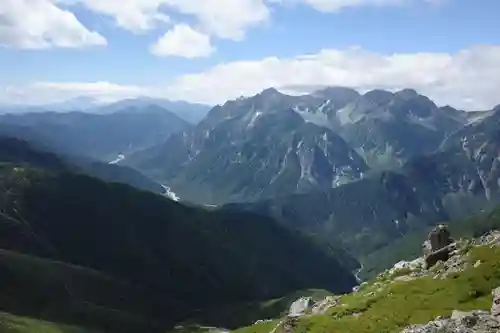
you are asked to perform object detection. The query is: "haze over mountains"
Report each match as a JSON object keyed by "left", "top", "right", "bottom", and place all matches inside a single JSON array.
[
  {"left": 0, "top": 97, "right": 212, "bottom": 124},
  {"left": 0, "top": 86, "right": 500, "bottom": 333}
]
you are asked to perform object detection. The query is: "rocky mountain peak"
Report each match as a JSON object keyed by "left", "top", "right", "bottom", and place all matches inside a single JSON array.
[
  {"left": 394, "top": 88, "right": 419, "bottom": 99},
  {"left": 259, "top": 87, "right": 282, "bottom": 97},
  {"left": 362, "top": 89, "right": 394, "bottom": 105},
  {"left": 311, "top": 87, "right": 360, "bottom": 103}
]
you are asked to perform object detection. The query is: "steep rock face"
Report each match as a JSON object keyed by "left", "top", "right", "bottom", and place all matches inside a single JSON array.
[
  {"left": 405, "top": 107, "right": 500, "bottom": 203},
  {"left": 128, "top": 88, "right": 367, "bottom": 204},
  {"left": 440, "top": 106, "right": 500, "bottom": 200},
  {"left": 331, "top": 89, "right": 466, "bottom": 168},
  {"left": 226, "top": 171, "right": 449, "bottom": 256},
  {"left": 222, "top": 105, "right": 499, "bottom": 259}
]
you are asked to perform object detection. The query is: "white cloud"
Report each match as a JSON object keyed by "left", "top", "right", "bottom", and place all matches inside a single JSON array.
[
  {"left": 60, "top": 0, "right": 270, "bottom": 39},
  {"left": 282, "top": 0, "right": 442, "bottom": 12},
  {"left": 47, "top": 0, "right": 441, "bottom": 50},
  {"left": 295, "top": 0, "right": 403, "bottom": 12},
  {"left": 151, "top": 24, "right": 214, "bottom": 58},
  {"left": 164, "top": 45, "right": 500, "bottom": 110},
  {"left": 0, "top": 0, "right": 106, "bottom": 49},
  {"left": 58, "top": 0, "right": 170, "bottom": 33},
  {"left": 3, "top": 82, "right": 148, "bottom": 104},
  {"left": 0, "top": 0, "right": 446, "bottom": 52},
  {"left": 3, "top": 45, "right": 499, "bottom": 111},
  {"left": 163, "top": 0, "right": 271, "bottom": 40}
]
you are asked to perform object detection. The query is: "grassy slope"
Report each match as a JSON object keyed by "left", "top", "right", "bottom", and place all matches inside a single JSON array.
[
  {"left": 191, "top": 289, "right": 334, "bottom": 329},
  {"left": 0, "top": 311, "right": 98, "bottom": 333},
  {"left": 233, "top": 244, "right": 500, "bottom": 333},
  {"left": 0, "top": 249, "right": 155, "bottom": 332},
  {"left": 360, "top": 205, "right": 500, "bottom": 280}
]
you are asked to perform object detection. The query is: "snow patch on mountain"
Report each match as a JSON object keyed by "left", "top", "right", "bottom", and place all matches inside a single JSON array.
[
  {"left": 109, "top": 154, "right": 125, "bottom": 164},
  {"left": 161, "top": 185, "right": 180, "bottom": 201},
  {"left": 292, "top": 106, "right": 332, "bottom": 129}
]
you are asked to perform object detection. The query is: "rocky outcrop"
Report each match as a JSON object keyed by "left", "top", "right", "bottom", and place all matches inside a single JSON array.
[
  {"left": 383, "top": 226, "right": 484, "bottom": 281},
  {"left": 473, "top": 230, "right": 500, "bottom": 246},
  {"left": 311, "top": 296, "right": 341, "bottom": 315},
  {"left": 424, "top": 224, "right": 455, "bottom": 269},
  {"left": 289, "top": 297, "right": 312, "bottom": 317},
  {"left": 401, "top": 308, "right": 500, "bottom": 332},
  {"left": 287, "top": 295, "right": 341, "bottom": 318},
  {"left": 424, "top": 224, "right": 454, "bottom": 254}
]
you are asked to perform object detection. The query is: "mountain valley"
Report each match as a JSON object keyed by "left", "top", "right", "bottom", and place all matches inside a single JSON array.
[
  {"left": 0, "top": 87, "right": 499, "bottom": 333},
  {"left": 0, "top": 137, "right": 357, "bottom": 333}
]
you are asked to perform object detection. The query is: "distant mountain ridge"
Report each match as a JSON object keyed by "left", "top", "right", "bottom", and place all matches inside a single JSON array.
[
  {"left": 0, "top": 106, "right": 192, "bottom": 161},
  {"left": 93, "top": 97, "right": 212, "bottom": 123},
  {"left": 125, "top": 87, "right": 475, "bottom": 204},
  {"left": 1, "top": 97, "right": 212, "bottom": 124},
  {"left": 0, "top": 107, "right": 186, "bottom": 194}
]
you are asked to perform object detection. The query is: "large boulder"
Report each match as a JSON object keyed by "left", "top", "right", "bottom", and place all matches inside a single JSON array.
[
  {"left": 424, "top": 224, "right": 454, "bottom": 269},
  {"left": 289, "top": 297, "right": 312, "bottom": 317},
  {"left": 428, "top": 224, "right": 453, "bottom": 252},
  {"left": 401, "top": 310, "right": 499, "bottom": 332}
]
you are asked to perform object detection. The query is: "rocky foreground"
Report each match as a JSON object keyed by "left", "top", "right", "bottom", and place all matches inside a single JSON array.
[{"left": 233, "top": 227, "right": 500, "bottom": 333}]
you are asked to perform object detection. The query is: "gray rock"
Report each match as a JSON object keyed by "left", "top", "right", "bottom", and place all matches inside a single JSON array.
[
  {"left": 451, "top": 310, "right": 480, "bottom": 327},
  {"left": 425, "top": 244, "right": 454, "bottom": 269},
  {"left": 311, "top": 296, "right": 340, "bottom": 315},
  {"left": 492, "top": 287, "right": 500, "bottom": 321},
  {"left": 289, "top": 297, "right": 312, "bottom": 317},
  {"left": 424, "top": 225, "right": 455, "bottom": 269},
  {"left": 476, "top": 231, "right": 500, "bottom": 246},
  {"left": 428, "top": 224, "right": 454, "bottom": 252},
  {"left": 401, "top": 310, "right": 499, "bottom": 333}
]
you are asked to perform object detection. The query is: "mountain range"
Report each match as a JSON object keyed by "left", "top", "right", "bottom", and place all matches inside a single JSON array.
[
  {"left": 0, "top": 86, "right": 500, "bottom": 333},
  {"left": 220, "top": 99, "right": 500, "bottom": 259},
  {"left": 0, "top": 105, "right": 192, "bottom": 161},
  {"left": 119, "top": 87, "right": 500, "bottom": 265},
  {"left": 0, "top": 97, "right": 211, "bottom": 124},
  {"left": 124, "top": 87, "right": 496, "bottom": 205}
]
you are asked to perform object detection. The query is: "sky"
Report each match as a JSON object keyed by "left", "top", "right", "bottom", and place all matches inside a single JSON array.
[{"left": 1, "top": 0, "right": 500, "bottom": 110}]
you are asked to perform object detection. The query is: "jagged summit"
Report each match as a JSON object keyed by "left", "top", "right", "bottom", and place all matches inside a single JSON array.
[
  {"left": 259, "top": 87, "right": 283, "bottom": 96},
  {"left": 362, "top": 89, "right": 394, "bottom": 104},
  {"left": 311, "top": 86, "right": 360, "bottom": 99},
  {"left": 394, "top": 88, "right": 419, "bottom": 99}
]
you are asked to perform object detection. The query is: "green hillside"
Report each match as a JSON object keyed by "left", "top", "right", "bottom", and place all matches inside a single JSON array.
[
  {"left": 0, "top": 311, "right": 98, "bottom": 333},
  {"left": 231, "top": 207, "right": 500, "bottom": 333},
  {"left": 0, "top": 137, "right": 356, "bottom": 333}
]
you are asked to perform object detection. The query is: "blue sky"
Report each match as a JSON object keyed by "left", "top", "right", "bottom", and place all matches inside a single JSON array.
[{"left": 1, "top": 0, "right": 500, "bottom": 109}]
